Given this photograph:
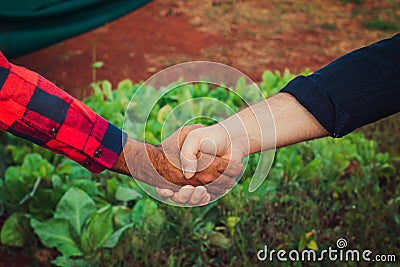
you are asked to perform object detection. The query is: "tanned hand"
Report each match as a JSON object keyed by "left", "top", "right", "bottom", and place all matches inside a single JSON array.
[{"left": 111, "top": 125, "right": 243, "bottom": 195}]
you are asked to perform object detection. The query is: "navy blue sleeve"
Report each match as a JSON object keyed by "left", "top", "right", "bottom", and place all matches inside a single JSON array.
[{"left": 281, "top": 33, "right": 400, "bottom": 138}]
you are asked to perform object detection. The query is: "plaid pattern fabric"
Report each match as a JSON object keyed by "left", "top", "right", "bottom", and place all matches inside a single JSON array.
[{"left": 0, "top": 51, "right": 127, "bottom": 173}]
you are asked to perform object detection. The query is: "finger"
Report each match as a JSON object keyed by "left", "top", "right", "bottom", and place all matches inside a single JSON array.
[
  {"left": 156, "top": 187, "right": 174, "bottom": 198},
  {"left": 210, "top": 194, "right": 217, "bottom": 201},
  {"left": 199, "top": 137, "right": 217, "bottom": 156},
  {"left": 204, "top": 184, "right": 226, "bottom": 196},
  {"left": 188, "top": 193, "right": 211, "bottom": 207},
  {"left": 209, "top": 174, "right": 237, "bottom": 189},
  {"left": 180, "top": 131, "right": 202, "bottom": 179},
  {"left": 198, "top": 193, "right": 211, "bottom": 206},
  {"left": 161, "top": 124, "right": 204, "bottom": 147},
  {"left": 196, "top": 152, "right": 216, "bottom": 173},
  {"left": 176, "top": 124, "right": 204, "bottom": 148},
  {"left": 217, "top": 158, "right": 243, "bottom": 177},
  {"left": 160, "top": 124, "right": 205, "bottom": 169},
  {"left": 171, "top": 185, "right": 195, "bottom": 204},
  {"left": 187, "top": 186, "right": 208, "bottom": 206}
]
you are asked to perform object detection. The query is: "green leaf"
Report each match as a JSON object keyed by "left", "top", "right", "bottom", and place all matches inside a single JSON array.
[
  {"left": 210, "top": 87, "right": 229, "bottom": 100},
  {"left": 379, "top": 163, "right": 396, "bottom": 177},
  {"left": 56, "top": 161, "right": 72, "bottom": 175},
  {"left": 90, "top": 82, "right": 104, "bottom": 100},
  {"left": 115, "top": 186, "right": 142, "bottom": 202},
  {"left": 51, "top": 175, "right": 63, "bottom": 189},
  {"left": 54, "top": 187, "right": 96, "bottom": 236},
  {"left": 234, "top": 76, "right": 246, "bottom": 95},
  {"left": 116, "top": 79, "right": 133, "bottom": 94},
  {"left": 81, "top": 205, "right": 113, "bottom": 255},
  {"left": 28, "top": 189, "right": 63, "bottom": 219},
  {"left": 113, "top": 206, "right": 132, "bottom": 228},
  {"left": 333, "top": 153, "right": 350, "bottom": 175},
  {"left": 0, "top": 179, "right": 8, "bottom": 202},
  {"left": 157, "top": 104, "right": 173, "bottom": 123},
  {"left": 6, "top": 145, "right": 30, "bottom": 164},
  {"left": 1, "top": 213, "right": 27, "bottom": 246},
  {"left": 299, "top": 158, "right": 322, "bottom": 179},
  {"left": 69, "top": 179, "right": 98, "bottom": 197},
  {"left": 52, "top": 256, "right": 89, "bottom": 267},
  {"left": 102, "top": 80, "right": 113, "bottom": 100},
  {"left": 226, "top": 216, "right": 240, "bottom": 236},
  {"left": 31, "top": 218, "right": 82, "bottom": 257},
  {"left": 298, "top": 237, "right": 307, "bottom": 251},
  {"left": 144, "top": 130, "right": 160, "bottom": 145},
  {"left": 131, "top": 199, "right": 157, "bottom": 222},
  {"left": 91, "top": 61, "right": 104, "bottom": 69},
  {"left": 198, "top": 82, "right": 210, "bottom": 96},
  {"left": 262, "top": 71, "right": 277, "bottom": 87},
  {"left": 5, "top": 166, "right": 28, "bottom": 202},
  {"left": 22, "top": 153, "right": 53, "bottom": 178},
  {"left": 106, "top": 178, "right": 120, "bottom": 198},
  {"left": 102, "top": 223, "right": 133, "bottom": 248},
  {"left": 307, "top": 240, "right": 319, "bottom": 251},
  {"left": 68, "top": 161, "right": 92, "bottom": 180},
  {"left": 207, "top": 232, "right": 231, "bottom": 249},
  {"left": 131, "top": 199, "right": 165, "bottom": 230}
]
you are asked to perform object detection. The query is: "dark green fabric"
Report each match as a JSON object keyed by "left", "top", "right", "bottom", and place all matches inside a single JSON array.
[{"left": 0, "top": 0, "right": 151, "bottom": 58}]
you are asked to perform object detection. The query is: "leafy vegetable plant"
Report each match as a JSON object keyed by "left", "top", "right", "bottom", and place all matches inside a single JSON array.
[{"left": 0, "top": 70, "right": 398, "bottom": 266}]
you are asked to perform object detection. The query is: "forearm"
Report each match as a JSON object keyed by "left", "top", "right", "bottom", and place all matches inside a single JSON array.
[
  {"left": 111, "top": 138, "right": 181, "bottom": 191},
  {"left": 0, "top": 51, "right": 126, "bottom": 172},
  {"left": 220, "top": 92, "right": 328, "bottom": 155},
  {"left": 266, "top": 92, "right": 329, "bottom": 148},
  {"left": 222, "top": 33, "right": 400, "bottom": 154}
]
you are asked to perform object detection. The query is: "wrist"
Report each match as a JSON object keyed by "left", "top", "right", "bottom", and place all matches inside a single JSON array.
[
  {"left": 268, "top": 92, "right": 329, "bottom": 148},
  {"left": 220, "top": 100, "right": 275, "bottom": 155},
  {"left": 111, "top": 137, "right": 138, "bottom": 176},
  {"left": 111, "top": 138, "right": 155, "bottom": 177},
  {"left": 112, "top": 138, "right": 177, "bottom": 188}
]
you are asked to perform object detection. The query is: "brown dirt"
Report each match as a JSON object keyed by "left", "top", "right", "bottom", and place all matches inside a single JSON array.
[
  {"left": 11, "top": 0, "right": 399, "bottom": 99},
  {"left": 0, "top": 248, "right": 32, "bottom": 267}
]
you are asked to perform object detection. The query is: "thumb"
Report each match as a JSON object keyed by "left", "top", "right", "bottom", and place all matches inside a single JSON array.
[{"left": 180, "top": 131, "right": 202, "bottom": 179}]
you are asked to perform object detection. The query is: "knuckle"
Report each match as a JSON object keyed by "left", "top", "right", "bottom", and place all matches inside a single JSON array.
[{"left": 186, "top": 131, "right": 198, "bottom": 142}]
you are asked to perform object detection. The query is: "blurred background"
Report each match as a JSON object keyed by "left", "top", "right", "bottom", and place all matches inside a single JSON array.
[
  {"left": 1, "top": 0, "right": 399, "bottom": 266},
  {"left": 11, "top": 0, "right": 399, "bottom": 97}
]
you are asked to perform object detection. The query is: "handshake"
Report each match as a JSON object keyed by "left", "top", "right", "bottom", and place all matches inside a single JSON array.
[
  {"left": 111, "top": 92, "right": 330, "bottom": 206},
  {"left": 111, "top": 92, "right": 285, "bottom": 205},
  {"left": 111, "top": 123, "right": 245, "bottom": 206}
]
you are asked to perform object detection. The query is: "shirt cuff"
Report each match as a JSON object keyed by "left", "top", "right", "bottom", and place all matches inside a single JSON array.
[
  {"left": 281, "top": 75, "right": 338, "bottom": 137},
  {"left": 281, "top": 33, "right": 400, "bottom": 138}
]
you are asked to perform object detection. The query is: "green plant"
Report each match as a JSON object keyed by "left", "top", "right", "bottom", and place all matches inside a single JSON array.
[
  {"left": 365, "top": 15, "right": 400, "bottom": 31},
  {"left": 1, "top": 70, "right": 398, "bottom": 266},
  {"left": 31, "top": 187, "right": 133, "bottom": 266},
  {"left": 342, "top": 0, "right": 363, "bottom": 5}
]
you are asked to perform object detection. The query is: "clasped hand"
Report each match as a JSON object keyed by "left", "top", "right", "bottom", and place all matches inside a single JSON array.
[{"left": 112, "top": 124, "right": 243, "bottom": 206}]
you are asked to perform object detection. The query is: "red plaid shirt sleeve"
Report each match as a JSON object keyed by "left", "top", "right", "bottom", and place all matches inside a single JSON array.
[{"left": 0, "top": 51, "right": 127, "bottom": 173}]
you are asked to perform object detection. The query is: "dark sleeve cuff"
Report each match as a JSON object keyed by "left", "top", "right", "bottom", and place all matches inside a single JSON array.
[
  {"left": 281, "top": 33, "right": 400, "bottom": 138},
  {"left": 94, "top": 120, "right": 128, "bottom": 170},
  {"left": 281, "top": 76, "right": 337, "bottom": 136}
]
